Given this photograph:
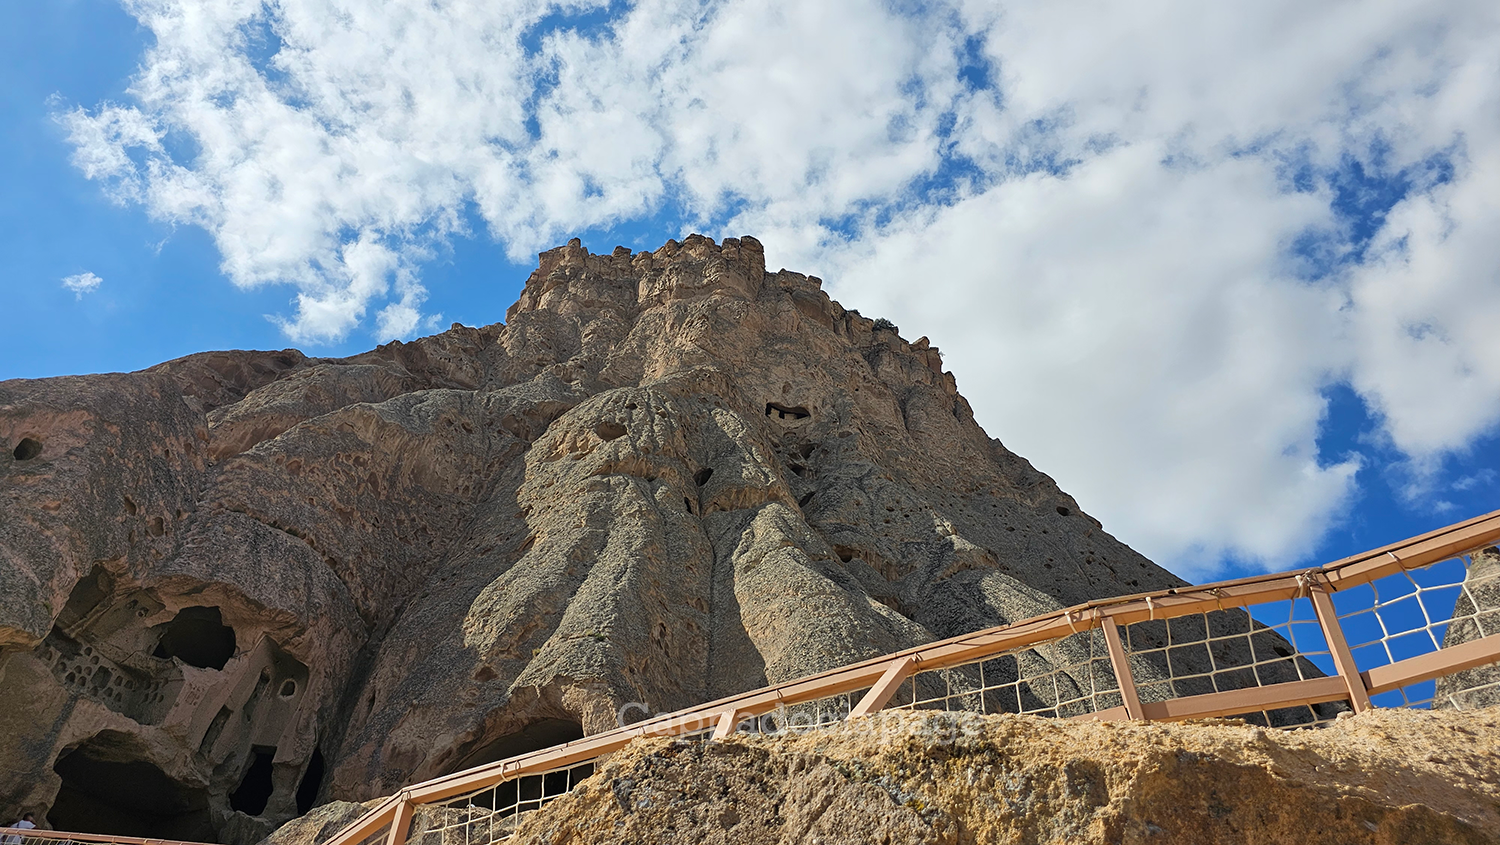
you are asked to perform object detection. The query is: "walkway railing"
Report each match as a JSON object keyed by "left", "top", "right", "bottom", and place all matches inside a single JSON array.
[
  {"left": 0, "top": 828, "right": 213, "bottom": 845},
  {"left": 320, "top": 509, "right": 1500, "bottom": 845}
]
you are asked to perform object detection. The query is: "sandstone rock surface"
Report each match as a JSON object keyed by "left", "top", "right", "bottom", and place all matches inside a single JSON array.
[
  {"left": 500, "top": 707, "right": 1500, "bottom": 845},
  {"left": 1, "top": 235, "right": 1185, "bottom": 843}
]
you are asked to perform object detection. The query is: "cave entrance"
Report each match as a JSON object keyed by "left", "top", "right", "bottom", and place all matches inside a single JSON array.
[
  {"left": 454, "top": 720, "right": 588, "bottom": 814},
  {"left": 295, "top": 747, "right": 325, "bottom": 815},
  {"left": 455, "top": 719, "right": 584, "bottom": 773},
  {"left": 765, "top": 402, "right": 810, "bottom": 421},
  {"left": 50, "top": 731, "right": 216, "bottom": 842},
  {"left": 55, "top": 566, "right": 113, "bottom": 633},
  {"left": 229, "top": 746, "right": 276, "bottom": 816},
  {"left": 152, "top": 606, "right": 236, "bottom": 670}
]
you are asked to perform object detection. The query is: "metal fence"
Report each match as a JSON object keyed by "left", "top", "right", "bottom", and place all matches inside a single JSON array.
[
  {"left": 19, "top": 511, "right": 1500, "bottom": 845},
  {"left": 0, "top": 828, "right": 211, "bottom": 845},
  {"left": 319, "top": 509, "right": 1500, "bottom": 845}
]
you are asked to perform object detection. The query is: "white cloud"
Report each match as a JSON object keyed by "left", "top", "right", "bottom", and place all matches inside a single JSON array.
[
  {"left": 61, "top": 271, "right": 104, "bottom": 299},
  {"left": 817, "top": 146, "right": 1362, "bottom": 576},
  {"left": 60, "top": 0, "right": 1500, "bottom": 573}
]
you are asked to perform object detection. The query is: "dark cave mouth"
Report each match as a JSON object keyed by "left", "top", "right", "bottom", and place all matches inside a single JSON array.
[
  {"left": 51, "top": 732, "right": 216, "bottom": 842},
  {"left": 229, "top": 746, "right": 276, "bottom": 817},
  {"left": 455, "top": 718, "right": 585, "bottom": 773},
  {"left": 152, "top": 606, "right": 237, "bottom": 670}
]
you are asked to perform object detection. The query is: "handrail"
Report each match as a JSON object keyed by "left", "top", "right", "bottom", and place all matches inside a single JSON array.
[
  {"left": 316, "top": 507, "right": 1500, "bottom": 845},
  {"left": 0, "top": 827, "right": 213, "bottom": 845}
]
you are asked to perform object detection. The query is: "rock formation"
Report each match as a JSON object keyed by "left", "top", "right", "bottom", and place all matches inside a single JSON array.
[
  {"left": 1436, "top": 546, "right": 1500, "bottom": 708},
  {"left": 478, "top": 707, "right": 1500, "bottom": 845},
  {"left": 0, "top": 235, "right": 1188, "bottom": 843}
]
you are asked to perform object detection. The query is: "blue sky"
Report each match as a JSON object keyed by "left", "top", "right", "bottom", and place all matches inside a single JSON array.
[{"left": 3, "top": 0, "right": 1498, "bottom": 581}]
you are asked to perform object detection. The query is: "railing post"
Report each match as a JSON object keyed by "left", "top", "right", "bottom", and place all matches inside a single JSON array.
[
  {"left": 384, "top": 797, "right": 413, "bottom": 845},
  {"left": 850, "top": 656, "right": 915, "bottom": 717},
  {"left": 324, "top": 795, "right": 402, "bottom": 845},
  {"left": 710, "top": 708, "right": 741, "bottom": 740},
  {"left": 1100, "top": 616, "right": 1144, "bottom": 720},
  {"left": 1309, "top": 587, "right": 1373, "bottom": 713}
]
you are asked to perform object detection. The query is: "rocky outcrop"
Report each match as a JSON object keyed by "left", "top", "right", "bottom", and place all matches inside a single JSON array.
[
  {"left": 1436, "top": 546, "right": 1500, "bottom": 708},
  {"left": 1, "top": 235, "right": 1185, "bottom": 843},
  {"left": 500, "top": 707, "right": 1500, "bottom": 845}
]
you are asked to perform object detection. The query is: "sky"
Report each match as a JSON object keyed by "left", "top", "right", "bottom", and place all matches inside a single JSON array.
[{"left": 2, "top": 0, "right": 1498, "bottom": 582}]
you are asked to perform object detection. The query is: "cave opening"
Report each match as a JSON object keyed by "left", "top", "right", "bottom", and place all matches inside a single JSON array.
[
  {"left": 594, "top": 421, "right": 627, "bottom": 441},
  {"left": 152, "top": 606, "right": 236, "bottom": 670},
  {"left": 765, "top": 402, "right": 810, "bottom": 421},
  {"left": 295, "top": 747, "right": 325, "bottom": 815},
  {"left": 50, "top": 731, "right": 215, "bottom": 842},
  {"left": 12, "top": 437, "right": 42, "bottom": 461},
  {"left": 229, "top": 746, "right": 276, "bottom": 816},
  {"left": 455, "top": 719, "right": 584, "bottom": 774},
  {"left": 55, "top": 566, "right": 113, "bottom": 632}
]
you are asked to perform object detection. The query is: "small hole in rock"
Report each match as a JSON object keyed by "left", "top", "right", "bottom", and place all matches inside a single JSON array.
[
  {"left": 694, "top": 467, "right": 714, "bottom": 486},
  {"left": 279, "top": 679, "right": 297, "bottom": 698},
  {"left": 12, "top": 438, "right": 42, "bottom": 461},
  {"left": 1056, "top": 506, "right": 1071, "bottom": 516},
  {"left": 765, "top": 402, "right": 810, "bottom": 421},
  {"left": 798, "top": 492, "right": 814, "bottom": 508},
  {"left": 594, "top": 421, "right": 627, "bottom": 441}
]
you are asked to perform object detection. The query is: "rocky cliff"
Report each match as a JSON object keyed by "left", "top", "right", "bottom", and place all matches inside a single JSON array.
[{"left": 0, "top": 235, "right": 1184, "bottom": 843}]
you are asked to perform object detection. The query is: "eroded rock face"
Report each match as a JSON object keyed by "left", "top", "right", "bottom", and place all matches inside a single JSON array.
[
  {"left": 494, "top": 708, "right": 1500, "bottom": 845},
  {"left": 0, "top": 235, "right": 1183, "bottom": 843},
  {"left": 1436, "top": 546, "right": 1500, "bottom": 708}
]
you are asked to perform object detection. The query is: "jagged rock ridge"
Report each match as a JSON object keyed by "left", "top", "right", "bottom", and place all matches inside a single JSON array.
[{"left": 0, "top": 235, "right": 1184, "bottom": 843}]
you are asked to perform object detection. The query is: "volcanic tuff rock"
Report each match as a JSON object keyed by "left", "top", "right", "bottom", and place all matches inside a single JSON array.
[
  {"left": 0, "top": 235, "right": 1185, "bottom": 843},
  {"left": 486, "top": 707, "right": 1500, "bottom": 845},
  {"left": 1436, "top": 545, "right": 1500, "bottom": 708}
]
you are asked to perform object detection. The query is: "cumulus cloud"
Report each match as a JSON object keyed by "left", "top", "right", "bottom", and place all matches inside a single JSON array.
[
  {"left": 819, "top": 147, "right": 1362, "bottom": 573},
  {"left": 60, "top": 0, "right": 1500, "bottom": 573},
  {"left": 61, "top": 271, "right": 104, "bottom": 299}
]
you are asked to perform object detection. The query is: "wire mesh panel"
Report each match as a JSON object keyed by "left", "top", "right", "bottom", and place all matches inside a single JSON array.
[
  {"left": 1334, "top": 548, "right": 1500, "bottom": 710},
  {"left": 742, "top": 689, "right": 866, "bottom": 736},
  {"left": 885, "top": 628, "right": 1122, "bottom": 719},
  {"left": 1220, "top": 703, "right": 1346, "bottom": 729},
  {"left": 1120, "top": 601, "right": 1341, "bottom": 725},
  {"left": 410, "top": 761, "right": 596, "bottom": 845}
]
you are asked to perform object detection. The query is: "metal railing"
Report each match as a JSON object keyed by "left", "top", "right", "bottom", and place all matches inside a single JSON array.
[
  {"left": 0, "top": 828, "right": 213, "bottom": 845},
  {"left": 13, "top": 518, "right": 1495, "bottom": 845},
  {"left": 323, "top": 508, "right": 1500, "bottom": 845},
  {"left": 90, "top": 510, "right": 1500, "bottom": 845}
]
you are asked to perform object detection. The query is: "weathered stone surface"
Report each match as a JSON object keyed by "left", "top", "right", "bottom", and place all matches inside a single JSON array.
[
  {"left": 1436, "top": 546, "right": 1500, "bottom": 708},
  {"left": 1, "top": 235, "right": 1187, "bottom": 843},
  {"left": 504, "top": 707, "right": 1500, "bottom": 845},
  {"left": 258, "top": 800, "right": 375, "bottom": 845}
]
